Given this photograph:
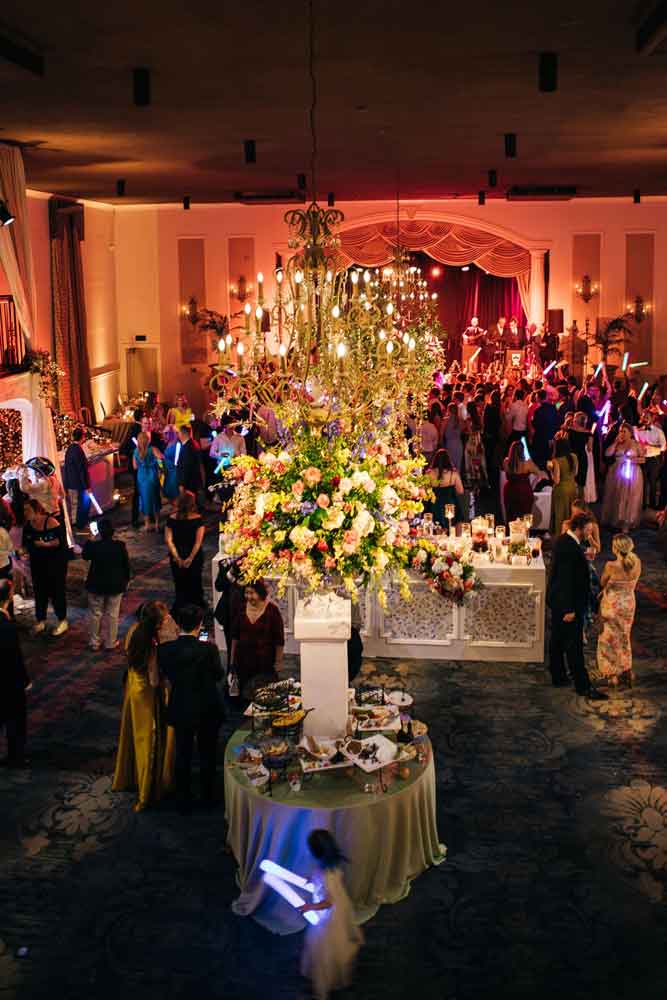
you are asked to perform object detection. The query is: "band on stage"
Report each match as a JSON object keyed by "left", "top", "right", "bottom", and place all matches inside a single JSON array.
[{"left": 461, "top": 315, "right": 559, "bottom": 374}]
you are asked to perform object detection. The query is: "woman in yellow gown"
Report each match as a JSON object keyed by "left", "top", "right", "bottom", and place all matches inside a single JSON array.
[{"left": 112, "top": 601, "right": 178, "bottom": 811}]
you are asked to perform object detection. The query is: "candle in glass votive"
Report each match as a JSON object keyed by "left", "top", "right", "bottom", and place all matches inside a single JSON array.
[
  {"left": 495, "top": 526, "right": 505, "bottom": 540},
  {"left": 449, "top": 526, "right": 456, "bottom": 539}
]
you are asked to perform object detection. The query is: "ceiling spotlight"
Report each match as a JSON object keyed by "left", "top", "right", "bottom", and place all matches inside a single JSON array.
[
  {"left": 478, "top": 190, "right": 486, "bottom": 206},
  {"left": 244, "top": 139, "right": 256, "bottom": 164},
  {"left": 327, "top": 192, "right": 335, "bottom": 207},
  {"left": 488, "top": 169, "right": 497, "bottom": 188},
  {"left": 116, "top": 179, "right": 126, "bottom": 197},
  {"left": 461, "top": 265, "right": 470, "bottom": 272},
  {"left": 183, "top": 195, "right": 191, "bottom": 210},
  {"left": 633, "top": 188, "right": 641, "bottom": 204},
  {"left": 0, "top": 200, "right": 15, "bottom": 226},
  {"left": 538, "top": 52, "right": 558, "bottom": 92},
  {"left": 132, "top": 67, "right": 151, "bottom": 107},
  {"left": 504, "top": 133, "right": 517, "bottom": 158}
]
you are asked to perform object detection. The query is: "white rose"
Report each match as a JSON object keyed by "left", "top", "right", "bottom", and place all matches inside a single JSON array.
[
  {"left": 322, "top": 506, "right": 345, "bottom": 530},
  {"left": 432, "top": 558, "right": 447, "bottom": 574},
  {"left": 254, "top": 493, "right": 267, "bottom": 517},
  {"left": 415, "top": 549, "right": 428, "bottom": 565},
  {"left": 380, "top": 484, "right": 400, "bottom": 513},
  {"left": 339, "top": 477, "right": 353, "bottom": 495},
  {"left": 258, "top": 451, "right": 276, "bottom": 466},
  {"left": 352, "top": 509, "right": 375, "bottom": 537},
  {"left": 278, "top": 450, "right": 292, "bottom": 464},
  {"left": 383, "top": 527, "right": 397, "bottom": 546},
  {"left": 450, "top": 562, "right": 463, "bottom": 578}
]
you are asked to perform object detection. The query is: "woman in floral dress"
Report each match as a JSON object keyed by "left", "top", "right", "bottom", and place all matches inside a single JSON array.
[{"left": 596, "top": 534, "right": 641, "bottom": 688}]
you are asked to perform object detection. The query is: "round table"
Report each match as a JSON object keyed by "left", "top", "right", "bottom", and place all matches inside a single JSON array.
[{"left": 224, "top": 728, "right": 446, "bottom": 935}]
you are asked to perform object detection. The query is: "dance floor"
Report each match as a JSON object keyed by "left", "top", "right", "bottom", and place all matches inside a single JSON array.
[{"left": 2, "top": 491, "right": 667, "bottom": 1000}]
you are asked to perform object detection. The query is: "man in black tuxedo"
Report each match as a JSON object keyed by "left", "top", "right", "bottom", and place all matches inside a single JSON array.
[
  {"left": 176, "top": 424, "right": 204, "bottom": 498},
  {"left": 158, "top": 604, "right": 225, "bottom": 811},
  {"left": 530, "top": 389, "right": 561, "bottom": 467},
  {"left": 546, "top": 512, "right": 607, "bottom": 700},
  {"left": 0, "top": 580, "right": 31, "bottom": 766}
]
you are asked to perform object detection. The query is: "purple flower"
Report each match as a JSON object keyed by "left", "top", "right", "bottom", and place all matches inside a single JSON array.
[{"left": 300, "top": 501, "right": 317, "bottom": 514}]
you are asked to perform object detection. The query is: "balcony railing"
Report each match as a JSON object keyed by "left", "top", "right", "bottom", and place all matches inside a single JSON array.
[{"left": 0, "top": 295, "right": 27, "bottom": 374}]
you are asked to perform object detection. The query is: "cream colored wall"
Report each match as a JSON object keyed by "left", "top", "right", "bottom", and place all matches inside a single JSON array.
[
  {"left": 81, "top": 202, "right": 120, "bottom": 421},
  {"left": 100, "top": 197, "right": 667, "bottom": 410}
]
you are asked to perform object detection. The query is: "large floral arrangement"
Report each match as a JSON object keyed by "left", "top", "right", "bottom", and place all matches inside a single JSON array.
[
  {"left": 27, "top": 350, "right": 65, "bottom": 403},
  {"left": 222, "top": 430, "right": 429, "bottom": 604},
  {"left": 410, "top": 538, "right": 481, "bottom": 604}
]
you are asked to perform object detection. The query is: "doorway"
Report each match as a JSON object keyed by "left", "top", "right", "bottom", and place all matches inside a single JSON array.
[{"left": 126, "top": 347, "right": 159, "bottom": 397}]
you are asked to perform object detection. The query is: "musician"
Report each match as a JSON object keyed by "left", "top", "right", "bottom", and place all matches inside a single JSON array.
[
  {"left": 485, "top": 316, "right": 507, "bottom": 366},
  {"left": 463, "top": 317, "right": 485, "bottom": 344},
  {"left": 506, "top": 316, "right": 524, "bottom": 349}
]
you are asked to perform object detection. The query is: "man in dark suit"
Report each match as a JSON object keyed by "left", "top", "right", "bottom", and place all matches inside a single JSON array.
[
  {"left": 176, "top": 424, "right": 204, "bottom": 499},
  {"left": 63, "top": 426, "right": 91, "bottom": 529},
  {"left": 158, "top": 604, "right": 225, "bottom": 812},
  {"left": 546, "top": 512, "right": 607, "bottom": 700},
  {"left": 530, "top": 389, "right": 561, "bottom": 467},
  {"left": 0, "top": 580, "right": 31, "bottom": 767}
]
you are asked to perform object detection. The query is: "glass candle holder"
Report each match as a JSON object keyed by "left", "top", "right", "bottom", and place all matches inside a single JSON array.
[
  {"left": 461, "top": 523, "right": 472, "bottom": 538},
  {"left": 530, "top": 536, "right": 542, "bottom": 560},
  {"left": 495, "top": 525, "right": 506, "bottom": 541},
  {"left": 485, "top": 513, "right": 495, "bottom": 531}
]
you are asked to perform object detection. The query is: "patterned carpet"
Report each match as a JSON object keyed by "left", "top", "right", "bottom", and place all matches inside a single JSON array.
[{"left": 2, "top": 488, "right": 667, "bottom": 1000}]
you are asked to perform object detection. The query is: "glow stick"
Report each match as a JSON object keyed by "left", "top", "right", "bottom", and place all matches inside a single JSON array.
[
  {"left": 543, "top": 361, "right": 556, "bottom": 375},
  {"left": 629, "top": 361, "right": 648, "bottom": 368},
  {"left": 622, "top": 352, "right": 629, "bottom": 371},
  {"left": 175, "top": 441, "right": 182, "bottom": 466},
  {"left": 638, "top": 381, "right": 649, "bottom": 402},
  {"left": 262, "top": 873, "right": 320, "bottom": 925},
  {"left": 555, "top": 361, "right": 566, "bottom": 369},
  {"left": 260, "top": 860, "right": 315, "bottom": 893},
  {"left": 132, "top": 437, "right": 138, "bottom": 446},
  {"left": 521, "top": 435, "right": 530, "bottom": 461},
  {"left": 469, "top": 347, "right": 481, "bottom": 364},
  {"left": 594, "top": 362, "right": 604, "bottom": 377},
  {"left": 600, "top": 399, "right": 611, "bottom": 430},
  {"left": 89, "top": 493, "right": 103, "bottom": 515},
  {"left": 591, "top": 422, "right": 597, "bottom": 435}
]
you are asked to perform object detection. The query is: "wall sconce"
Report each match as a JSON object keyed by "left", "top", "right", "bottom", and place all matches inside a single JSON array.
[
  {"left": 574, "top": 275, "right": 599, "bottom": 303},
  {"left": 180, "top": 296, "right": 198, "bottom": 324},
  {"left": 626, "top": 295, "right": 650, "bottom": 323},
  {"left": 229, "top": 275, "right": 252, "bottom": 302}
]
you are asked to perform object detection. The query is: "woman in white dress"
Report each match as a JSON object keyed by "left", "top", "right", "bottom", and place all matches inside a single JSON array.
[{"left": 299, "top": 830, "right": 364, "bottom": 1000}]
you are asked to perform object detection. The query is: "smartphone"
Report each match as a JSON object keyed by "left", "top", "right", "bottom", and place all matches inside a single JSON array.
[
  {"left": 90, "top": 520, "right": 99, "bottom": 536},
  {"left": 198, "top": 629, "right": 209, "bottom": 643}
]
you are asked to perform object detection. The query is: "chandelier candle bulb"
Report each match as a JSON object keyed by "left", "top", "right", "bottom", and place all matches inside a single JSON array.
[
  {"left": 257, "top": 272, "right": 264, "bottom": 303},
  {"left": 244, "top": 302, "right": 252, "bottom": 333}
]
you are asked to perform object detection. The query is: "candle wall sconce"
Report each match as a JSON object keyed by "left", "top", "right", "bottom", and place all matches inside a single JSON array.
[
  {"left": 574, "top": 275, "right": 599, "bottom": 304},
  {"left": 229, "top": 275, "right": 251, "bottom": 302},
  {"left": 626, "top": 295, "right": 650, "bottom": 324}
]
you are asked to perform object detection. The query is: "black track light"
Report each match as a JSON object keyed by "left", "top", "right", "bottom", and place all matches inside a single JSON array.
[
  {"left": 327, "top": 192, "right": 335, "bottom": 207},
  {"left": 244, "top": 139, "right": 256, "bottom": 164},
  {"left": 297, "top": 173, "right": 307, "bottom": 192},
  {"left": 116, "top": 179, "right": 126, "bottom": 197},
  {"left": 633, "top": 189, "right": 641, "bottom": 204},
  {"left": 488, "top": 169, "right": 497, "bottom": 188},
  {"left": 478, "top": 191, "right": 486, "bottom": 206},
  {"left": 538, "top": 52, "right": 558, "bottom": 92},
  {"left": 0, "top": 200, "right": 15, "bottom": 227},
  {"left": 504, "top": 133, "right": 517, "bottom": 158},
  {"left": 133, "top": 67, "right": 151, "bottom": 107},
  {"left": 183, "top": 196, "right": 191, "bottom": 211}
]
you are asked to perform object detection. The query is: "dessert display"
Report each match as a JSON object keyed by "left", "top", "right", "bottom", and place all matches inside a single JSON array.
[{"left": 231, "top": 676, "right": 430, "bottom": 792}]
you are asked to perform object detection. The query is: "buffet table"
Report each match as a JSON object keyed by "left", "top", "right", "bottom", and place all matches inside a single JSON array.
[
  {"left": 225, "top": 727, "right": 445, "bottom": 934},
  {"left": 212, "top": 553, "right": 545, "bottom": 663}
]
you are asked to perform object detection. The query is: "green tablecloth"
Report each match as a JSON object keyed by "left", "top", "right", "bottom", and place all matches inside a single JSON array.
[{"left": 224, "top": 727, "right": 446, "bottom": 934}]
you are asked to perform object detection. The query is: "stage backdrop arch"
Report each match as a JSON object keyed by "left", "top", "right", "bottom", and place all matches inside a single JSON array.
[{"left": 338, "top": 220, "right": 532, "bottom": 319}]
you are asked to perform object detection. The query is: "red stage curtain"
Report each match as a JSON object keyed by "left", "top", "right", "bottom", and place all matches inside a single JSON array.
[{"left": 435, "top": 263, "right": 526, "bottom": 362}]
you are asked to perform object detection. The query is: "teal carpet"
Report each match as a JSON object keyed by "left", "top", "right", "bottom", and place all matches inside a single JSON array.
[{"left": 2, "top": 492, "right": 667, "bottom": 1000}]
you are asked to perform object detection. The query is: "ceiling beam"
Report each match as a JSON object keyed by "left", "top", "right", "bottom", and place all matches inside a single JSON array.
[
  {"left": 636, "top": 0, "right": 667, "bottom": 54},
  {"left": 0, "top": 25, "right": 44, "bottom": 76}
]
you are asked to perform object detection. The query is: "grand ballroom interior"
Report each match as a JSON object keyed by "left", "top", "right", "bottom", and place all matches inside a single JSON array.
[{"left": 1, "top": 3, "right": 667, "bottom": 999}]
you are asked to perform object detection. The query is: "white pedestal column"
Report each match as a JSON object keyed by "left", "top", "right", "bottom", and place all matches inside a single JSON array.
[
  {"left": 293, "top": 593, "right": 351, "bottom": 740},
  {"left": 529, "top": 249, "right": 547, "bottom": 327}
]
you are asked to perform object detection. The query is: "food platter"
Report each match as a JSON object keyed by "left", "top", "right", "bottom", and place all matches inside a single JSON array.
[
  {"left": 386, "top": 690, "right": 414, "bottom": 708},
  {"left": 297, "top": 736, "right": 349, "bottom": 774},
  {"left": 339, "top": 734, "right": 400, "bottom": 773},
  {"left": 350, "top": 705, "right": 401, "bottom": 733}
]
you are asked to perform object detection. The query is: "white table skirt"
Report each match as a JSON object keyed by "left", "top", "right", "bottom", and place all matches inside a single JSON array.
[{"left": 499, "top": 470, "right": 552, "bottom": 531}]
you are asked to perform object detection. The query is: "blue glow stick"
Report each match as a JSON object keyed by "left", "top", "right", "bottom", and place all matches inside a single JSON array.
[
  {"left": 638, "top": 381, "right": 649, "bottom": 402},
  {"left": 543, "top": 361, "right": 556, "bottom": 375},
  {"left": 622, "top": 352, "right": 629, "bottom": 372},
  {"left": 594, "top": 362, "right": 604, "bottom": 377},
  {"left": 262, "top": 872, "right": 320, "bottom": 925},
  {"left": 260, "top": 859, "right": 315, "bottom": 893},
  {"left": 521, "top": 435, "right": 530, "bottom": 461}
]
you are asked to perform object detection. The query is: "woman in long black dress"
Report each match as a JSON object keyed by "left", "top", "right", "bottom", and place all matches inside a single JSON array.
[
  {"left": 229, "top": 580, "right": 285, "bottom": 700},
  {"left": 22, "top": 500, "right": 69, "bottom": 636},
  {"left": 165, "top": 491, "right": 206, "bottom": 613}
]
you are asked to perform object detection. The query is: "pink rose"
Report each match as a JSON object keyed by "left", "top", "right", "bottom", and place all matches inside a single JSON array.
[
  {"left": 243, "top": 469, "right": 256, "bottom": 484},
  {"left": 324, "top": 556, "right": 337, "bottom": 570},
  {"left": 341, "top": 529, "right": 360, "bottom": 555},
  {"left": 302, "top": 466, "right": 322, "bottom": 487},
  {"left": 292, "top": 479, "right": 305, "bottom": 497},
  {"left": 316, "top": 493, "right": 330, "bottom": 508}
]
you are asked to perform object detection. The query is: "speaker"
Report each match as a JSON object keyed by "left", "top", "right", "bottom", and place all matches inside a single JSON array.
[{"left": 547, "top": 309, "right": 564, "bottom": 334}]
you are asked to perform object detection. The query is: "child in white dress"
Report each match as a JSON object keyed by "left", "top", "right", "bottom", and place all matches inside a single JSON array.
[{"left": 299, "top": 830, "right": 364, "bottom": 1000}]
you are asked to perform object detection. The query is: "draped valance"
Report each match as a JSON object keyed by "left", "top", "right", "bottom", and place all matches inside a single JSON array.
[{"left": 338, "top": 221, "right": 530, "bottom": 278}]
